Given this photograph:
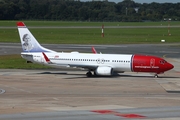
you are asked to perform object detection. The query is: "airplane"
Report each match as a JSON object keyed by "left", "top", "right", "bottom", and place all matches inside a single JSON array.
[{"left": 17, "top": 21, "right": 174, "bottom": 78}]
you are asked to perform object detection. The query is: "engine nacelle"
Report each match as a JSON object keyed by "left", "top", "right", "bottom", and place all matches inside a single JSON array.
[{"left": 95, "top": 66, "right": 113, "bottom": 76}]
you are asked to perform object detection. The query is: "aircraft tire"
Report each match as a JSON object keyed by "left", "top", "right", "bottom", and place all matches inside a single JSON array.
[
  {"left": 154, "top": 74, "right": 158, "bottom": 78},
  {"left": 86, "top": 71, "right": 92, "bottom": 77}
]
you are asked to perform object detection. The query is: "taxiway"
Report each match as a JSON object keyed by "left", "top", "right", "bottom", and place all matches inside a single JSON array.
[{"left": 0, "top": 43, "right": 180, "bottom": 120}]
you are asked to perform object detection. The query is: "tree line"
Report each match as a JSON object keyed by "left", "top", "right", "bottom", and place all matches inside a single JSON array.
[{"left": 0, "top": 0, "right": 180, "bottom": 21}]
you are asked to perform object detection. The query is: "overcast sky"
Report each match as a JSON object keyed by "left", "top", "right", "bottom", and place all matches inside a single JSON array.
[{"left": 81, "top": 0, "right": 179, "bottom": 3}]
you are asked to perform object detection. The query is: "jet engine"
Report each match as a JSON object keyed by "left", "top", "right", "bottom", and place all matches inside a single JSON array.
[{"left": 95, "top": 66, "right": 113, "bottom": 76}]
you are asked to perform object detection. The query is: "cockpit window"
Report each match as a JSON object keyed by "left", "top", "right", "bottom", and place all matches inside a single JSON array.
[{"left": 160, "top": 60, "right": 167, "bottom": 64}]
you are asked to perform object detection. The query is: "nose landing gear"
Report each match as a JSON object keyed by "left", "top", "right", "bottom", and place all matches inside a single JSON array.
[{"left": 154, "top": 74, "right": 158, "bottom": 78}]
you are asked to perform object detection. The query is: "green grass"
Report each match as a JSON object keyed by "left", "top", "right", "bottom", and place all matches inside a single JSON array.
[
  {"left": 0, "top": 27, "right": 180, "bottom": 44},
  {"left": 1, "top": 20, "right": 180, "bottom": 44},
  {"left": 0, "top": 20, "right": 180, "bottom": 26},
  {"left": 0, "top": 55, "right": 50, "bottom": 69}
]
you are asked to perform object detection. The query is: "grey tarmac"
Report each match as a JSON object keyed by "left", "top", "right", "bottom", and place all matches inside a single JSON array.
[
  {"left": 1, "top": 43, "right": 180, "bottom": 58},
  {"left": 0, "top": 43, "right": 180, "bottom": 120}
]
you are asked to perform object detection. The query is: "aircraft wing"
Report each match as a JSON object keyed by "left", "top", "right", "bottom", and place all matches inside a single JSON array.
[
  {"left": 46, "top": 63, "right": 97, "bottom": 69},
  {"left": 42, "top": 52, "right": 98, "bottom": 70},
  {"left": 44, "top": 63, "right": 98, "bottom": 71},
  {"left": 68, "top": 64, "right": 98, "bottom": 70}
]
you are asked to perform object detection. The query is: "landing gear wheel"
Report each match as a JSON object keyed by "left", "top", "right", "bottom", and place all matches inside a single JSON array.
[
  {"left": 154, "top": 74, "right": 158, "bottom": 78},
  {"left": 86, "top": 71, "right": 92, "bottom": 77}
]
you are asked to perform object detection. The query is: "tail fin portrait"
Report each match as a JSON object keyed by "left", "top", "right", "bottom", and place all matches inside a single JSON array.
[{"left": 17, "top": 22, "right": 56, "bottom": 53}]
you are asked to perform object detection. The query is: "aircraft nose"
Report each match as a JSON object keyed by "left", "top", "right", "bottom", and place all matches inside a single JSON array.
[{"left": 167, "top": 62, "right": 174, "bottom": 71}]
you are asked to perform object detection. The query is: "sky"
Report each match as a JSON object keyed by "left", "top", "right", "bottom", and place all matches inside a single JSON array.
[{"left": 81, "top": 0, "right": 179, "bottom": 3}]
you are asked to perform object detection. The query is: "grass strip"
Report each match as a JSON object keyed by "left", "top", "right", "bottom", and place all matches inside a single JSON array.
[
  {"left": 0, "top": 28, "right": 180, "bottom": 44},
  {"left": 0, "top": 21, "right": 180, "bottom": 26},
  {"left": 0, "top": 54, "right": 50, "bottom": 69}
]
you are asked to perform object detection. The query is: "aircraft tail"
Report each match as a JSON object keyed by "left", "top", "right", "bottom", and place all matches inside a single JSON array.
[{"left": 17, "top": 22, "right": 56, "bottom": 53}]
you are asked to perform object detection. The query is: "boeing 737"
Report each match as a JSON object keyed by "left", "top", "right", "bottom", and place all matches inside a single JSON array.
[{"left": 17, "top": 22, "right": 174, "bottom": 77}]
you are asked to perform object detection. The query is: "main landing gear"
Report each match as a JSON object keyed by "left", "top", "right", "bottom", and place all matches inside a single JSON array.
[
  {"left": 86, "top": 71, "right": 92, "bottom": 77},
  {"left": 86, "top": 71, "right": 97, "bottom": 77}
]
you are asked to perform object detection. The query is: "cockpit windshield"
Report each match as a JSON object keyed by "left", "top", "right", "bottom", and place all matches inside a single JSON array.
[{"left": 160, "top": 60, "right": 167, "bottom": 64}]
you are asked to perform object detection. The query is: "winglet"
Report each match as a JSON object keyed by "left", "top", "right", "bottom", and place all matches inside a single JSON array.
[
  {"left": 42, "top": 52, "right": 52, "bottom": 64},
  {"left": 92, "top": 46, "right": 97, "bottom": 54}
]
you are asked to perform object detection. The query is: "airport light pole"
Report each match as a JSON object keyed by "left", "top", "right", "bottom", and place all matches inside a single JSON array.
[
  {"left": 126, "top": 7, "right": 128, "bottom": 16},
  {"left": 164, "top": 18, "right": 171, "bottom": 36},
  {"left": 168, "top": 18, "right": 171, "bottom": 36}
]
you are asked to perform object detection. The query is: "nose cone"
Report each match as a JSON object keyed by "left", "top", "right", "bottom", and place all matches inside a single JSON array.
[{"left": 166, "top": 62, "right": 174, "bottom": 71}]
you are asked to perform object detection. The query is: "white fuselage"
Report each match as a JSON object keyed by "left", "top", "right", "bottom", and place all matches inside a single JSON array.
[{"left": 21, "top": 52, "right": 133, "bottom": 72}]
